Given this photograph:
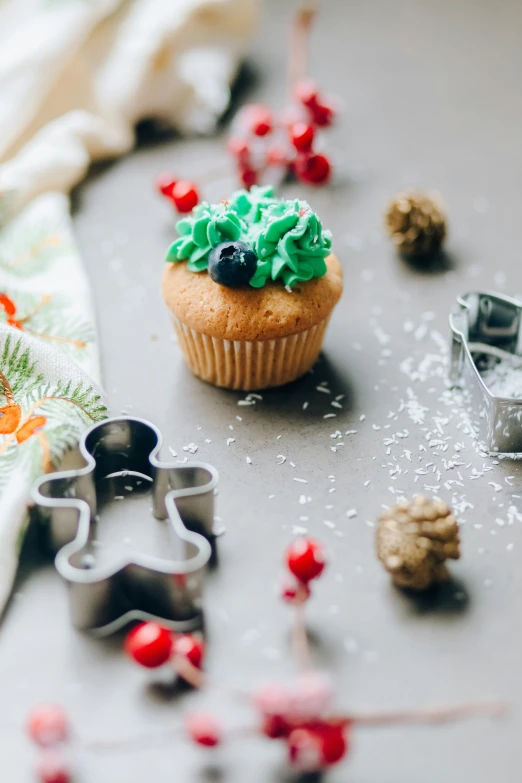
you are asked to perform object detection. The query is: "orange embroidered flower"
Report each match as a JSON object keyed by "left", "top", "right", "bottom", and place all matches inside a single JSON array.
[
  {"left": 0, "top": 402, "right": 47, "bottom": 442},
  {"left": 16, "top": 416, "right": 47, "bottom": 443},
  {"left": 0, "top": 403, "right": 22, "bottom": 434}
]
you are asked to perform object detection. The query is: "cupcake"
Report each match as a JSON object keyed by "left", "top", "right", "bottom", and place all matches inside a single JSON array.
[{"left": 162, "top": 186, "right": 343, "bottom": 391}]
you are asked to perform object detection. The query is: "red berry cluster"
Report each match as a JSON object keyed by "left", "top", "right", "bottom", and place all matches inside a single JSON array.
[
  {"left": 281, "top": 536, "right": 326, "bottom": 605},
  {"left": 227, "top": 82, "right": 336, "bottom": 189},
  {"left": 156, "top": 177, "right": 200, "bottom": 214},
  {"left": 26, "top": 705, "right": 71, "bottom": 783},
  {"left": 185, "top": 672, "right": 348, "bottom": 771},
  {"left": 254, "top": 672, "right": 348, "bottom": 771},
  {"left": 124, "top": 623, "right": 205, "bottom": 676}
]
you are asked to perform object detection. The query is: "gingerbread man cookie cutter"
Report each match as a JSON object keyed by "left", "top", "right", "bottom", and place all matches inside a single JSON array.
[
  {"left": 32, "top": 417, "right": 218, "bottom": 635},
  {"left": 450, "top": 291, "right": 522, "bottom": 454}
]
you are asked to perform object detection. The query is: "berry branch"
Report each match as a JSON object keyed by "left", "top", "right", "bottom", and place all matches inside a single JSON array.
[
  {"left": 155, "top": 1, "right": 339, "bottom": 214},
  {"left": 25, "top": 537, "right": 506, "bottom": 781}
]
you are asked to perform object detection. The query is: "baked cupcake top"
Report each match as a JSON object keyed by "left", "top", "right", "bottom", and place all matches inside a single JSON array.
[
  {"left": 162, "top": 253, "right": 343, "bottom": 341},
  {"left": 166, "top": 185, "right": 332, "bottom": 289}
]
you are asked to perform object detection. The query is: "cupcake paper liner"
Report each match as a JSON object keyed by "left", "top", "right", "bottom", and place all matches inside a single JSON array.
[{"left": 171, "top": 315, "right": 330, "bottom": 391}]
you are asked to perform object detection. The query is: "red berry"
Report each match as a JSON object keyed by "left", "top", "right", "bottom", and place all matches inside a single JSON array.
[
  {"left": 156, "top": 174, "right": 177, "bottom": 199},
  {"left": 27, "top": 705, "right": 69, "bottom": 748},
  {"left": 239, "top": 167, "right": 258, "bottom": 189},
  {"left": 172, "top": 634, "right": 205, "bottom": 668},
  {"left": 227, "top": 138, "right": 251, "bottom": 163},
  {"left": 124, "top": 622, "right": 173, "bottom": 668},
  {"left": 290, "top": 122, "right": 315, "bottom": 152},
  {"left": 0, "top": 293, "right": 17, "bottom": 317},
  {"left": 286, "top": 537, "right": 326, "bottom": 583},
  {"left": 288, "top": 727, "right": 323, "bottom": 771},
  {"left": 319, "top": 722, "right": 348, "bottom": 765},
  {"left": 262, "top": 713, "right": 292, "bottom": 739},
  {"left": 171, "top": 181, "right": 199, "bottom": 213},
  {"left": 294, "top": 153, "right": 332, "bottom": 185},
  {"left": 295, "top": 79, "right": 320, "bottom": 109},
  {"left": 245, "top": 105, "right": 273, "bottom": 137},
  {"left": 288, "top": 722, "right": 348, "bottom": 771},
  {"left": 36, "top": 751, "right": 71, "bottom": 783},
  {"left": 254, "top": 684, "right": 292, "bottom": 739},
  {"left": 185, "top": 713, "right": 221, "bottom": 747},
  {"left": 281, "top": 574, "right": 311, "bottom": 605},
  {"left": 308, "top": 102, "right": 335, "bottom": 128}
]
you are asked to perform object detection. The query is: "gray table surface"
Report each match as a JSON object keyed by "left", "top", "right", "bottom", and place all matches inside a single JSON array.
[{"left": 2, "top": 0, "right": 522, "bottom": 780}]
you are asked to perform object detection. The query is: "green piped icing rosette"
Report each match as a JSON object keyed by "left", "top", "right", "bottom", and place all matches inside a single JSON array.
[{"left": 166, "top": 186, "right": 332, "bottom": 288}]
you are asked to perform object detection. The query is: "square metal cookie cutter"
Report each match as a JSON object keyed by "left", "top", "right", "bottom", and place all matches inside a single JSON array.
[
  {"left": 32, "top": 417, "right": 218, "bottom": 635},
  {"left": 450, "top": 291, "right": 522, "bottom": 453}
]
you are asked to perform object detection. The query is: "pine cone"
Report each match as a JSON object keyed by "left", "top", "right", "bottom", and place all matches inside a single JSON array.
[
  {"left": 376, "top": 496, "right": 460, "bottom": 590},
  {"left": 385, "top": 191, "right": 447, "bottom": 257}
]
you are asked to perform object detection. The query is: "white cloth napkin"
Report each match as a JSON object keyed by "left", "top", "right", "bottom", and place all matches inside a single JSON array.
[{"left": 0, "top": 0, "right": 258, "bottom": 614}]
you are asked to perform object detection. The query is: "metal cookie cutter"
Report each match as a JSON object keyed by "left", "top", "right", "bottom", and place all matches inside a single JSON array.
[
  {"left": 450, "top": 291, "right": 522, "bottom": 453},
  {"left": 32, "top": 417, "right": 218, "bottom": 635}
]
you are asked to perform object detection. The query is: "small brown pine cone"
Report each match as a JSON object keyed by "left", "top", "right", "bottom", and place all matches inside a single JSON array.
[
  {"left": 376, "top": 496, "right": 460, "bottom": 590},
  {"left": 385, "top": 191, "right": 447, "bottom": 257}
]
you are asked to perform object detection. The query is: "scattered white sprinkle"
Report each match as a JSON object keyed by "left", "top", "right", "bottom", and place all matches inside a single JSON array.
[
  {"left": 346, "top": 509, "right": 357, "bottom": 518},
  {"left": 246, "top": 456, "right": 252, "bottom": 464},
  {"left": 302, "top": 401, "right": 309, "bottom": 410},
  {"left": 293, "top": 478, "right": 308, "bottom": 484},
  {"left": 276, "top": 455, "right": 286, "bottom": 464},
  {"left": 360, "top": 414, "right": 366, "bottom": 422},
  {"left": 182, "top": 443, "right": 198, "bottom": 454},
  {"left": 168, "top": 447, "right": 177, "bottom": 457},
  {"left": 316, "top": 386, "right": 331, "bottom": 394},
  {"left": 226, "top": 438, "right": 235, "bottom": 446}
]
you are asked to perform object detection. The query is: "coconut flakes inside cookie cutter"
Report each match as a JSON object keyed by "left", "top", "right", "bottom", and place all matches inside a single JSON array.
[{"left": 450, "top": 290, "right": 522, "bottom": 454}]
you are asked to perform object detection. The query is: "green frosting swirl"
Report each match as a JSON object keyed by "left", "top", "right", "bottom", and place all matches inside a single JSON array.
[{"left": 165, "top": 185, "right": 332, "bottom": 288}]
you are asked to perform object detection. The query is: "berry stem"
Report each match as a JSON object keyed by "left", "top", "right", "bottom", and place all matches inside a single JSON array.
[
  {"left": 289, "top": 0, "right": 318, "bottom": 89},
  {"left": 346, "top": 701, "right": 508, "bottom": 728},
  {"left": 291, "top": 604, "right": 313, "bottom": 671},
  {"left": 171, "top": 655, "right": 206, "bottom": 689}
]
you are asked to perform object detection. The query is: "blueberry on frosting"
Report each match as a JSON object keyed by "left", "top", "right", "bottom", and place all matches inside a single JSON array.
[{"left": 208, "top": 241, "right": 257, "bottom": 287}]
